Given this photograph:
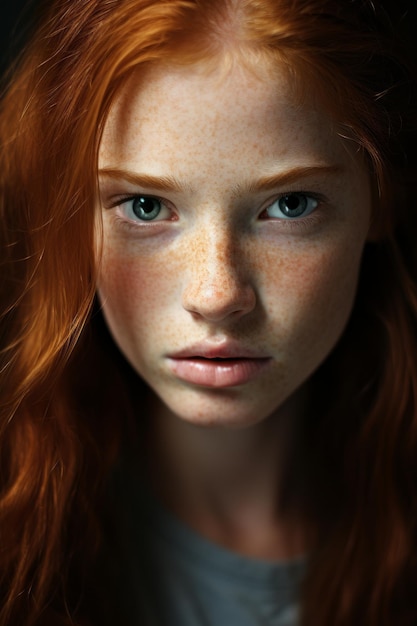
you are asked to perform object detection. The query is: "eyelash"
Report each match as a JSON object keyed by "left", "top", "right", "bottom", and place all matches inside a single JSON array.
[{"left": 108, "top": 191, "right": 327, "bottom": 232}]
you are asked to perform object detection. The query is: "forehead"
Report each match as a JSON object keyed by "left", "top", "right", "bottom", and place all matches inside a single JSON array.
[{"left": 99, "top": 58, "right": 356, "bottom": 181}]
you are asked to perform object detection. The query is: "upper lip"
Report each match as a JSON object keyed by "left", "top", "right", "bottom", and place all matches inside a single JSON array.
[{"left": 168, "top": 341, "right": 269, "bottom": 360}]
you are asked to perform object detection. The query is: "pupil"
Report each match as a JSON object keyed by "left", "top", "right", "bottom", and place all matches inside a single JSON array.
[
  {"left": 132, "top": 196, "right": 161, "bottom": 220},
  {"left": 279, "top": 194, "right": 307, "bottom": 217},
  {"left": 284, "top": 195, "right": 300, "bottom": 211},
  {"left": 138, "top": 197, "right": 155, "bottom": 213}
]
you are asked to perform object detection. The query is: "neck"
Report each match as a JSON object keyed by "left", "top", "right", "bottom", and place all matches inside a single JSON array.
[{"left": 143, "top": 386, "right": 310, "bottom": 560}]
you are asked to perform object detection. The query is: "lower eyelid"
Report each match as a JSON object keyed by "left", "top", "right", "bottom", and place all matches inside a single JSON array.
[
  {"left": 261, "top": 210, "right": 326, "bottom": 234},
  {"left": 111, "top": 214, "right": 169, "bottom": 235}
]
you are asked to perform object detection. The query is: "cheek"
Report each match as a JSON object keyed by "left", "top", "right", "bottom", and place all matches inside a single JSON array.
[
  {"left": 260, "top": 235, "right": 365, "bottom": 347},
  {"left": 97, "top": 242, "right": 181, "bottom": 338}
]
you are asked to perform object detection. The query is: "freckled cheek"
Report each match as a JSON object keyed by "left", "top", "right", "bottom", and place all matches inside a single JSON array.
[
  {"left": 97, "top": 245, "right": 182, "bottom": 330},
  {"left": 259, "top": 239, "right": 364, "bottom": 335}
]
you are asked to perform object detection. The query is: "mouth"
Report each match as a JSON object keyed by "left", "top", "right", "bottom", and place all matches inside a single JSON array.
[
  {"left": 168, "top": 341, "right": 267, "bottom": 360},
  {"left": 166, "top": 352, "right": 271, "bottom": 388}
]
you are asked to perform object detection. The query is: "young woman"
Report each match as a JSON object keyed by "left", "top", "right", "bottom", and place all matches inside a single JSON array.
[{"left": 1, "top": 0, "right": 416, "bottom": 625}]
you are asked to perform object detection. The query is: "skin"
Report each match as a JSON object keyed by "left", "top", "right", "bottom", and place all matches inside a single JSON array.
[{"left": 97, "top": 58, "right": 372, "bottom": 558}]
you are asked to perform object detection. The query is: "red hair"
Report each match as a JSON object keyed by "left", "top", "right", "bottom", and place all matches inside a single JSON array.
[{"left": 0, "top": 0, "right": 416, "bottom": 624}]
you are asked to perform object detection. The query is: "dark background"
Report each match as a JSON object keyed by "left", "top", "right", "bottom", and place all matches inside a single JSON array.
[{"left": 0, "top": 0, "right": 39, "bottom": 79}]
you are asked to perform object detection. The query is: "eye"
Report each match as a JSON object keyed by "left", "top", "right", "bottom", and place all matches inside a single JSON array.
[
  {"left": 122, "top": 195, "right": 171, "bottom": 222},
  {"left": 263, "top": 193, "right": 318, "bottom": 219}
]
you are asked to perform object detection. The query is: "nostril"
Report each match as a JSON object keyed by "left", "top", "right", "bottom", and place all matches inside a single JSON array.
[{"left": 182, "top": 283, "right": 255, "bottom": 319}]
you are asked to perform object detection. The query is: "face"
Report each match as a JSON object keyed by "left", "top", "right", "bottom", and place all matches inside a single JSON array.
[{"left": 97, "top": 58, "right": 372, "bottom": 429}]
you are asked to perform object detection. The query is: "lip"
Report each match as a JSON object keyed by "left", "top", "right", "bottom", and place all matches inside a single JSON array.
[{"left": 167, "top": 342, "right": 271, "bottom": 388}]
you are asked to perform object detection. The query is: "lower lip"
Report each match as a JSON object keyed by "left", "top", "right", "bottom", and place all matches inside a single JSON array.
[{"left": 167, "top": 357, "right": 271, "bottom": 388}]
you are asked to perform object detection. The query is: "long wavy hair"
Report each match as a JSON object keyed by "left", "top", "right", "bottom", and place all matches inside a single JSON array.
[{"left": 0, "top": 0, "right": 416, "bottom": 624}]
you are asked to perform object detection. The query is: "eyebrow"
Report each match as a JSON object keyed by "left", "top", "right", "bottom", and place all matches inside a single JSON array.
[
  {"left": 241, "top": 165, "right": 344, "bottom": 194},
  {"left": 99, "top": 168, "right": 188, "bottom": 193},
  {"left": 98, "top": 165, "right": 343, "bottom": 195}
]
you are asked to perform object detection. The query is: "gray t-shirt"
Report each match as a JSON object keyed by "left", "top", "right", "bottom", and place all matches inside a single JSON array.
[{"left": 119, "top": 482, "right": 306, "bottom": 626}]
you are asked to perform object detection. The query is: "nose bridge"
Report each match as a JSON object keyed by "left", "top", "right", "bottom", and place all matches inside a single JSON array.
[
  {"left": 198, "top": 220, "right": 234, "bottom": 278},
  {"left": 181, "top": 220, "right": 256, "bottom": 321}
]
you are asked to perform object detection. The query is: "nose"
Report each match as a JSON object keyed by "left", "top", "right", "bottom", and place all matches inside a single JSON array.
[{"left": 181, "top": 225, "right": 256, "bottom": 322}]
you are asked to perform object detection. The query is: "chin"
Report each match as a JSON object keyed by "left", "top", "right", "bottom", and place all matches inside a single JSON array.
[{"left": 151, "top": 385, "right": 297, "bottom": 431}]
